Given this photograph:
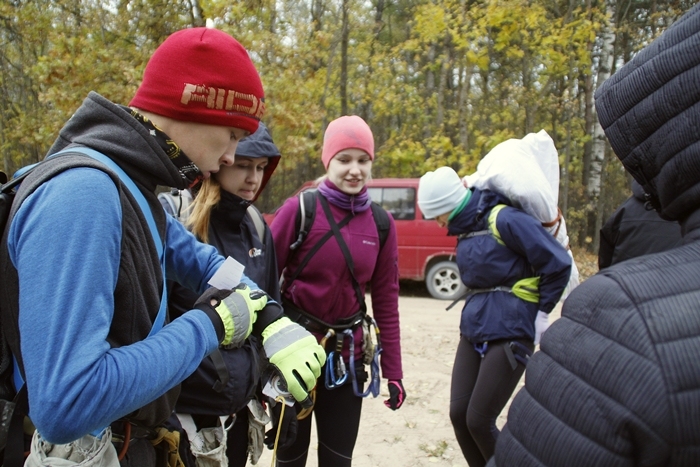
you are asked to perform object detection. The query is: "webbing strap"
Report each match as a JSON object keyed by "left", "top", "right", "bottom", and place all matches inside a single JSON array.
[
  {"left": 210, "top": 349, "right": 230, "bottom": 393},
  {"left": 52, "top": 147, "right": 167, "bottom": 336},
  {"left": 458, "top": 230, "right": 489, "bottom": 239},
  {"left": 286, "top": 195, "right": 353, "bottom": 290},
  {"left": 318, "top": 194, "right": 367, "bottom": 313},
  {"left": 445, "top": 286, "right": 513, "bottom": 311}
]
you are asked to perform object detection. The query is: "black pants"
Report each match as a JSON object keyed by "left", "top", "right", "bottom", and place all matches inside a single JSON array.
[
  {"left": 227, "top": 407, "right": 250, "bottom": 466},
  {"left": 449, "top": 336, "right": 533, "bottom": 467},
  {"left": 275, "top": 372, "right": 364, "bottom": 466}
]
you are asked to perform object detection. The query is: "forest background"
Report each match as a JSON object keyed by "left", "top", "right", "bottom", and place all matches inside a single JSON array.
[{"left": 0, "top": 0, "right": 693, "bottom": 252}]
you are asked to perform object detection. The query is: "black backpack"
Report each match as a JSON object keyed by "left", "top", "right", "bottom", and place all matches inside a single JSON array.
[{"left": 0, "top": 168, "right": 31, "bottom": 466}]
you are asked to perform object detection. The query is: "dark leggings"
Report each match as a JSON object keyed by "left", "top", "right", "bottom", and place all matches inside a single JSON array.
[
  {"left": 275, "top": 377, "right": 364, "bottom": 466},
  {"left": 449, "top": 336, "right": 533, "bottom": 467},
  {"left": 227, "top": 407, "right": 250, "bottom": 466}
]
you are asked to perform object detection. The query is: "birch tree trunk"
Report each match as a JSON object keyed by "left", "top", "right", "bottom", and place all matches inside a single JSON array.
[
  {"left": 586, "top": 0, "right": 615, "bottom": 248},
  {"left": 340, "top": 0, "right": 350, "bottom": 115}
]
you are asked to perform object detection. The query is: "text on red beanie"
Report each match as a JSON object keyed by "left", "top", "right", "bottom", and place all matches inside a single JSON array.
[
  {"left": 321, "top": 115, "right": 375, "bottom": 169},
  {"left": 129, "top": 27, "right": 264, "bottom": 134}
]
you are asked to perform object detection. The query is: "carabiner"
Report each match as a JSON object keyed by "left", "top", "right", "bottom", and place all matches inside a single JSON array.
[{"left": 325, "top": 351, "right": 348, "bottom": 389}]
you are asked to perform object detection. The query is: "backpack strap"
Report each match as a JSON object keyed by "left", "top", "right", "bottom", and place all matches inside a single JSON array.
[
  {"left": 291, "top": 190, "right": 389, "bottom": 251},
  {"left": 318, "top": 194, "right": 367, "bottom": 313},
  {"left": 449, "top": 204, "right": 541, "bottom": 309},
  {"left": 247, "top": 204, "right": 265, "bottom": 241},
  {"left": 52, "top": 147, "right": 167, "bottom": 337},
  {"left": 158, "top": 189, "right": 192, "bottom": 223},
  {"left": 285, "top": 192, "right": 354, "bottom": 290},
  {"left": 290, "top": 190, "right": 317, "bottom": 250},
  {"left": 369, "top": 202, "right": 390, "bottom": 250},
  {"left": 457, "top": 203, "right": 507, "bottom": 244},
  {"left": 284, "top": 190, "right": 391, "bottom": 293}
]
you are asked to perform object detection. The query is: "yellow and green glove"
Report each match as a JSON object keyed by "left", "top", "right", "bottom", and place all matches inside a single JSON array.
[
  {"left": 262, "top": 317, "right": 326, "bottom": 405},
  {"left": 194, "top": 284, "right": 268, "bottom": 347}
]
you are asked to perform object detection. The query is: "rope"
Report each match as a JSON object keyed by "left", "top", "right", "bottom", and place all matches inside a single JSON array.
[
  {"left": 117, "top": 421, "right": 131, "bottom": 460},
  {"left": 270, "top": 395, "right": 288, "bottom": 466},
  {"left": 296, "top": 387, "right": 316, "bottom": 421}
]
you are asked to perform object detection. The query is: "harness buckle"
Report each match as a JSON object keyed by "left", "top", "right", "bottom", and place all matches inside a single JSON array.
[{"left": 473, "top": 341, "right": 489, "bottom": 358}]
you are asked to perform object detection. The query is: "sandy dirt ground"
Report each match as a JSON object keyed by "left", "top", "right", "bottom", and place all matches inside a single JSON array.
[{"left": 254, "top": 286, "right": 564, "bottom": 467}]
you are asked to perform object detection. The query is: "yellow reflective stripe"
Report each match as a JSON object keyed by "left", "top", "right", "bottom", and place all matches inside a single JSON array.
[
  {"left": 512, "top": 277, "right": 540, "bottom": 303},
  {"left": 217, "top": 302, "right": 236, "bottom": 346},
  {"left": 487, "top": 204, "right": 507, "bottom": 246},
  {"left": 485, "top": 204, "right": 541, "bottom": 303}
]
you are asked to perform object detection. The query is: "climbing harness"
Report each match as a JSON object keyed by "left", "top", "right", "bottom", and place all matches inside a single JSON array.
[
  {"left": 473, "top": 341, "right": 489, "bottom": 358},
  {"left": 323, "top": 318, "right": 383, "bottom": 398},
  {"left": 472, "top": 340, "right": 532, "bottom": 369}
]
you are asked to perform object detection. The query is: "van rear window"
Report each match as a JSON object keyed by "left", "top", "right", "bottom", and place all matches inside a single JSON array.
[{"left": 368, "top": 187, "right": 416, "bottom": 221}]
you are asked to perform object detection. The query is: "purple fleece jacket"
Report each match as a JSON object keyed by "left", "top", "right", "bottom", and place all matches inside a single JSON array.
[{"left": 271, "top": 192, "right": 403, "bottom": 380}]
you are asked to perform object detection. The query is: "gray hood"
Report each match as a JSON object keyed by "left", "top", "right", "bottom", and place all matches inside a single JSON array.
[{"left": 47, "top": 92, "right": 185, "bottom": 191}]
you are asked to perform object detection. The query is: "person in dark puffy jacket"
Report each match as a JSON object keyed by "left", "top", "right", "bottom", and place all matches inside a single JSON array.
[
  {"left": 418, "top": 166, "right": 571, "bottom": 467},
  {"left": 598, "top": 179, "right": 681, "bottom": 269},
  {"left": 488, "top": 5, "right": 700, "bottom": 466}
]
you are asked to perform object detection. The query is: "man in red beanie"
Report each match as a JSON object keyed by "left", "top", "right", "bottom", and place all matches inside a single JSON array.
[{"left": 0, "top": 27, "right": 325, "bottom": 464}]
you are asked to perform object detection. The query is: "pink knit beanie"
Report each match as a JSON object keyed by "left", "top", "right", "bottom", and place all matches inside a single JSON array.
[
  {"left": 321, "top": 116, "right": 375, "bottom": 169},
  {"left": 130, "top": 28, "right": 265, "bottom": 134}
]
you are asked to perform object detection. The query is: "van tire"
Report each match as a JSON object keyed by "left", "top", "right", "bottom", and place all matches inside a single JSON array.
[{"left": 426, "top": 261, "right": 466, "bottom": 300}]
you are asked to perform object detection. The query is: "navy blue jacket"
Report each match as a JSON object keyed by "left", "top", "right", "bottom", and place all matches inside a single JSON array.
[{"left": 449, "top": 188, "right": 571, "bottom": 342}]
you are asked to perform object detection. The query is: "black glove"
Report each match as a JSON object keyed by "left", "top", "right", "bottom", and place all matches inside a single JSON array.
[
  {"left": 384, "top": 379, "right": 406, "bottom": 410},
  {"left": 252, "top": 300, "right": 285, "bottom": 336},
  {"left": 264, "top": 399, "right": 298, "bottom": 450}
]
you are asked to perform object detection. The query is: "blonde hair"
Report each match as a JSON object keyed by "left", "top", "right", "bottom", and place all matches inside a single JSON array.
[{"left": 186, "top": 178, "right": 222, "bottom": 243}]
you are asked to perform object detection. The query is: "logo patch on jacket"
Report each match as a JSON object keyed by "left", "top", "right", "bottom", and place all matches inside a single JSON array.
[{"left": 249, "top": 247, "right": 262, "bottom": 258}]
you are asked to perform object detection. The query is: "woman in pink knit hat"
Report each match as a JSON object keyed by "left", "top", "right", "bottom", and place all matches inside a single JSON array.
[{"left": 269, "top": 115, "right": 406, "bottom": 466}]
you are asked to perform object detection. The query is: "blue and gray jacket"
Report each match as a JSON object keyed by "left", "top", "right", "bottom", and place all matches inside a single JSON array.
[{"left": 448, "top": 188, "right": 571, "bottom": 343}]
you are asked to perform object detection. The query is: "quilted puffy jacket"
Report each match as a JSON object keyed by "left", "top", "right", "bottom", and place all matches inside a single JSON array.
[{"left": 488, "top": 5, "right": 700, "bottom": 466}]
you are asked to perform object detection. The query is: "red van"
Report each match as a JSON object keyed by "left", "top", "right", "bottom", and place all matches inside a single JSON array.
[{"left": 265, "top": 178, "right": 466, "bottom": 300}]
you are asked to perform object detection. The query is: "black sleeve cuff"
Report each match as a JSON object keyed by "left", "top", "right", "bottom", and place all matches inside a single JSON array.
[
  {"left": 253, "top": 301, "right": 284, "bottom": 336},
  {"left": 194, "top": 302, "right": 225, "bottom": 343}
]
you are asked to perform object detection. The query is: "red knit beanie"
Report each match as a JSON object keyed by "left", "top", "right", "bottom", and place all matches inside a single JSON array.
[
  {"left": 129, "top": 27, "right": 264, "bottom": 134},
  {"left": 321, "top": 116, "right": 375, "bottom": 169}
]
